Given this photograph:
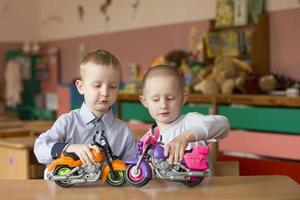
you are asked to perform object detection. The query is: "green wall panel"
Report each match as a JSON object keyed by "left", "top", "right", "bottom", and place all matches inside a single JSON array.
[
  {"left": 182, "top": 103, "right": 210, "bottom": 115},
  {"left": 120, "top": 102, "right": 210, "bottom": 123},
  {"left": 120, "top": 102, "right": 153, "bottom": 123},
  {"left": 219, "top": 105, "right": 300, "bottom": 134}
]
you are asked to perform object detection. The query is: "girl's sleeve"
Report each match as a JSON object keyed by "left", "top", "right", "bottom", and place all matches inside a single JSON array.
[{"left": 185, "top": 112, "right": 230, "bottom": 141}]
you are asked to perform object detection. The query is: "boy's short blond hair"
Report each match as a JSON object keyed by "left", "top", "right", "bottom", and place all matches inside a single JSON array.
[
  {"left": 141, "top": 65, "right": 184, "bottom": 93},
  {"left": 79, "top": 49, "right": 122, "bottom": 80}
]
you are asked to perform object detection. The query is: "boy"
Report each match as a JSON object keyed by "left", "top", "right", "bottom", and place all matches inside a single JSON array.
[
  {"left": 34, "top": 49, "right": 136, "bottom": 173},
  {"left": 139, "top": 65, "right": 230, "bottom": 168}
]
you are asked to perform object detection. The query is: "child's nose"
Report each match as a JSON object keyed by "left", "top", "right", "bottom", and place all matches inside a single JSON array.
[
  {"left": 100, "top": 86, "right": 109, "bottom": 96},
  {"left": 160, "top": 99, "right": 167, "bottom": 108}
]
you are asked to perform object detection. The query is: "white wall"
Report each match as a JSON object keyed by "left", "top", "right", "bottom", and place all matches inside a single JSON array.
[
  {"left": 0, "top": 0, "right": 299, "bottom": 42},
  {"left": 0, "top": 0, "right": 39, "bottom": 42},
  {"left": 266, "top": 0, "right": 300, "bottom": 11},
  {"left": 39, "top": 0, "right": 216, "bottom": 41}
]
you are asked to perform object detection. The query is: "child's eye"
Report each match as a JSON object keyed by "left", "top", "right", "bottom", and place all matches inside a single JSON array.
[
  {"left": 152, "top": 98, "right": 159, "bottom": 102},
  {"left": 167, "top": 96, "right": 175, "bottom": 101},
  {"left": 109, "top": 85, "right": 117, "bottom": 89},
  {"left": 93, "top": 84, "right": 101, "bottom": 88}
]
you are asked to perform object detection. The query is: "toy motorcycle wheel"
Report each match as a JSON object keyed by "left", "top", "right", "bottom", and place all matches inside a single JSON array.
[
  {"left": 106, "top": 170, "right": 126, "bottom": 187},
  {"left": 125, "top": 164, "right": 150, "bottom": 187},
  {"left": 53, "top": 165, "right": 75, "bottom": 188},
  {"left": 183, "top": 176, "right": 204, "bottom": 187}
]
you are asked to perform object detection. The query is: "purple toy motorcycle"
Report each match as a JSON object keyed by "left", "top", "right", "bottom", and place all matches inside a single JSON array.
[{"left": 125, "top": 124, "right": 210, "bottom": 187}]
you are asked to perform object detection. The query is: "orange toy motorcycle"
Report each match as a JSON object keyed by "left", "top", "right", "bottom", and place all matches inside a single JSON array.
[{"left": 47, "top": 130, "right": 126, "bottom": 187}]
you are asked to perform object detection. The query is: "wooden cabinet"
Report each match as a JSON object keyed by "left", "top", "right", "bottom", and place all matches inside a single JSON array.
[
  {"left": 204, "top": 14, "right": 269, "bottom": 75},
  {"left": 0, "top": 136, "right": 45, "bottom": 179}
]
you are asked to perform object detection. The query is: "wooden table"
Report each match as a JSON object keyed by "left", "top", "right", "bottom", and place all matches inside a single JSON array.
[
  {"left": 0, "top": 127, "right": 32, "bottom": 138},
  {"left": 0, "top": 176, "right": 299, "bottom": 200},
  {"left": 0, "top": 120, "right": 25, "bottom": 129},
  {"left": 22, "top": 120, "right": 54, "bottom": 135},
  {"left": 0, "top": 120, "right": 53, "bottom": 138},
  {"left": 0, "top": 136, "right": 45, "bottom": 179}
]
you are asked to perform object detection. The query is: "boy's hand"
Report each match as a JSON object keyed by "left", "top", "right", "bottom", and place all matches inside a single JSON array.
[
  {"left": 65, "top": 144, "right": 97, "bottom": 165},
  {"left": 164, "top": 130, "right": 196, "bottom": 165}
]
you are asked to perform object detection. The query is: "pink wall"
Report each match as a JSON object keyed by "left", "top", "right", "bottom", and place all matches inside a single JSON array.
[
  {"left": 269, "top": 8, "right": 300, "bottom": 80},
  {"left": 43, "top": 20, "right": 210, "bottom": 83}
]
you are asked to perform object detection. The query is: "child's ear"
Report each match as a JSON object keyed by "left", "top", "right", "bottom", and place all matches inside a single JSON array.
[
  {"left": 182, "top": 91, "right": 189, "bottom": 105},
  {"left": 139, "top": 95, "right": 148, "bottom": 108},
  {"left": 75, "top": 79, "right": 85, "bottom": 95}
]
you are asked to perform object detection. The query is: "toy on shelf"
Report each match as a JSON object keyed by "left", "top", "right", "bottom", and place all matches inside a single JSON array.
[
  {"left": 193, "top": 57, "right": 252, "bottom": 95},
  {"left": 179, "top": 58, "right": 193, "bottom": 92},
  {"left": 47, "top": 130, "right": 126, "bottom": 187},
  {"left": 120, "top": 63, "right": 143, "bottom": 94},
  {"left": 124, "top": 124, "right": 210, "bottom": 187},
  {"left": 215, "top": 0, "right": 234, "bottom": 28},
  {"left": 151, "top": 56, "right": 167, "bottom": 67},
  {"left": 188, "top": 26, "right": 204, "bottom": 62}
]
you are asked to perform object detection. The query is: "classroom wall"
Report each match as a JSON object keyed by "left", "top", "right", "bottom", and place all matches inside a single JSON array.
[
  {"left": 0, "top": 0, "right": 299, "bottom": 42},
  {"left": 38, "top": 0, "right": 215, "bottom": 41},
  {"left": 269, "top": 8, "right": 300, "bottom": 80},
  {"left": 43, "top": 20, "right": 210, "bottom": 83},
  {"left": 0, "top": 0, "right": 39, "bottom": 42},
  {"left": 43, "top": 8, "right": 300, "bottom": 83},
  {"left": 0, "top": 0, "right": 299, "bottom": 83}
]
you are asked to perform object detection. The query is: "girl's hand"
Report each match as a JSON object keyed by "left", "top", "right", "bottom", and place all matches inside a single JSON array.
[
  {"left": 65, "top": 144, "right": 96, "bottom": 165},
  {"left": 164, "top": 130, "right": 196, "bottom": 165}
]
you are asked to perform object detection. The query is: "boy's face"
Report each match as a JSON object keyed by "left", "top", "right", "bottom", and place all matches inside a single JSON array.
[
  {"left": 76, "top": 63, "right": 121, "bottom": 117},
  {"left": 140, "top": 75, "right": 187, "bottom": 128}
]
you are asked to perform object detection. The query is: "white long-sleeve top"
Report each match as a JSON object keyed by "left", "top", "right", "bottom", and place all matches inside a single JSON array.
[
  {"left": 159, "top": 112, "right": 230, "bottom": 175},
  {"left": 159, "top": 112, "right": 230, "bottom": 148}
]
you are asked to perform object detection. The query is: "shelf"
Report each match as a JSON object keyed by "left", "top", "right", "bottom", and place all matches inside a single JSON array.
[
  {"left": 204, "top": 14, "right": 269, "bottom": 75},
  {"left": 118, "top": 93, "right": 300, "bottom": 108},
  {"left": 209, "top": 22, "right": 256, "bottom": 32}
]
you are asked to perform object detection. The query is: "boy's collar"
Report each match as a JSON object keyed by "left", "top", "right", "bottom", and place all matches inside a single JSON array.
[{"left": 79, "top": 103, "right": 114, "bottom": 127}]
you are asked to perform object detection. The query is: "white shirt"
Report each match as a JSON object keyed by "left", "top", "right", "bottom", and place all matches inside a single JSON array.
[{"left": 159, "top": 112, "right": 230, "bottom": 148}]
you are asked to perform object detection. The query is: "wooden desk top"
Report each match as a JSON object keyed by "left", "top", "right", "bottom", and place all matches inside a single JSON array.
[
  {"left": 0, "top": 136, "right": 36, "bottom": 149},
  {"left": 22, "top": 120, "right": 54, "bottom": 134},
  {"left": 0, "top": 176, "right": 299, "bottom": 200},
  {"left": 0, "top": 120, "right": 25, "bottom": 129},
  {"left": 0, "top": 120, "right": 53, "bottom": 138},
  {"left": 0, "top": 113, "right": 18, "bottom": 121}
]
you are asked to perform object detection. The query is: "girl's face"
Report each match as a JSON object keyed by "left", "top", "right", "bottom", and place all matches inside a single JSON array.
[
  {"left": 140, "top": 75, "right": 187, "bottom": 129},
  {"left": 76, "top": 63, "right": 121, "bottom": 117}
]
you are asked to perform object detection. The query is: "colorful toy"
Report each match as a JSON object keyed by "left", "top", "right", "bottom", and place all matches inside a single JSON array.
[
  {"left": 125, "top": 124, "right": 210, "bottom": 187},
  {"left": 47, "top": 130, "right": 126, "bottom": 187}
]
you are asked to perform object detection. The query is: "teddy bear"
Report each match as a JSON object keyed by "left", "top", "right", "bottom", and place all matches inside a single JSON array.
[{"left": 193, "top": 57, "right": 252, "bottom": 95}]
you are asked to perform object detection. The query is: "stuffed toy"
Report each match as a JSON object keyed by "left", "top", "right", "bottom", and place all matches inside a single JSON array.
[
  {"left": 193, "top": 57, "right": 252, "bottom": 95},
  {"left": 259, "top": 74, "right": 278, "bottom": 92}
]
